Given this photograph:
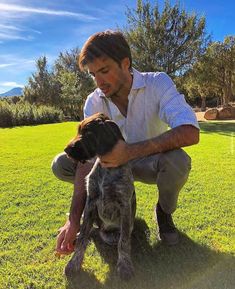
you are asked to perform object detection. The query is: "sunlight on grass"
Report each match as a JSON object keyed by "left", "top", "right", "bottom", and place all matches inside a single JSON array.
[{"left": 0, "top": 121, "right": 234, "bottom": 289}]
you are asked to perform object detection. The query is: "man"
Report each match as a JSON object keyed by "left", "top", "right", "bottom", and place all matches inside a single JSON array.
[{"left": 52, "top": 30, "right": 199, "bottom": 255}]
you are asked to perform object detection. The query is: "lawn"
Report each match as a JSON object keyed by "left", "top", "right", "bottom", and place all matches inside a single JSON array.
[{"left": 0, "top": 121, "right": 234, "bottom": 289}]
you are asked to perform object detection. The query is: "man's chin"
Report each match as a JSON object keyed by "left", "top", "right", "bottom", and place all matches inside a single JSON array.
[
  {"left": 101, "top": 87, "right": 121, "bottom": 98},
  {"left": 103, "top": 91, "right": 114, "bottom": 98}
]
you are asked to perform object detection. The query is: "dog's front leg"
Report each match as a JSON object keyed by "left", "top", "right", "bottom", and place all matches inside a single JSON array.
[
  {"left": 117, "top": 205, "right": 134, "bottom": 281},
  {"left": 65, "top": 197, "right": 97, "bottom": 277}
]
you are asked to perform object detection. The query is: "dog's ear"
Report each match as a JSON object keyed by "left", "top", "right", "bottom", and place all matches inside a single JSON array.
[
  {"left": 64, "top": 132, "right": 97, "bottom": 162},
  {"left": 64, "top": 137, "right": 86, "bottom": 163},
  {"left": 79, "top": 113, "right": 109, "bottom": 134},
  {"left": 96, "top": 120, "right": 124, "bottom": 155},
  {"left": 77, "top": 123, "right": 82, "bottom": 135}
]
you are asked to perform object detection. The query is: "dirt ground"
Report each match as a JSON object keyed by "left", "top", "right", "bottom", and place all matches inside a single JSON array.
[{"left": 195, "top": 112, "right": 206, "bottom": 121}]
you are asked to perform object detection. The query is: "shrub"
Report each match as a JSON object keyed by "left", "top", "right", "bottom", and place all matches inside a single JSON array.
[
  {"left": 0, "top": 100, "right": 64, "bottom": 127},
  {"left": 0, "top": 100, "right": 14, "bottom": 127}
]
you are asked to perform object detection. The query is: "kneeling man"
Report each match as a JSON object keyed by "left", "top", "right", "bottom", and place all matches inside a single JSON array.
[{"left": 52, "top": 30, "right": 200, "bottom": 255}]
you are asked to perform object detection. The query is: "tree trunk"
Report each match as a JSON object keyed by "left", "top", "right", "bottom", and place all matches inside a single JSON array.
[
  {"left": 223, "top": 87, "right": 230, "bottom": 107},
  {"left": 201, "top": 96, "right": 206, "bottom": 111},
  {"left": 223, "top": 70, "right": 232, "bottom": 107}
]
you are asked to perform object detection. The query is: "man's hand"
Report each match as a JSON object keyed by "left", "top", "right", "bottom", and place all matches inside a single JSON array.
[
  {"left": 55, "top": 220, "right": 80, "bottom": 256},
  {"left": 99, "top": 140, "right": 131, "bottom": 168},
  {"left": 100, "top": 125, "right": 199, "bottom": 168}
]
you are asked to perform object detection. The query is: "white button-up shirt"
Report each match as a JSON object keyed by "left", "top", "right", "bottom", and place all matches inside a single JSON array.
[{"left": 84, "top": 68, "right": 199, "bottom": 144}]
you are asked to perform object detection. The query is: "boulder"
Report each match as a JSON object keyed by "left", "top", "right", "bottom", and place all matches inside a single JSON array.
[
  {"left": 218, "top": 107, "right": 235, "bottom": 120},
  {"left": 204, "top": 108, "right": 219, "bottom": 120}
]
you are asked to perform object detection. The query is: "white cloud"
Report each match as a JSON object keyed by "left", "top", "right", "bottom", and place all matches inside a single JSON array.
[
  {"left": 0, "top": 3, "right": 98, "bottom": 42},
  {"left": 0, "top": 63, "right": 15, "bottom": 68},
  {"left": 0, "top": 81, "right": 24, "bottom": 87},
  {"left": 0, "top": 32, "right": 32, "bottom": 41},
  {"left": 0, "top": 3, "right": 98, "bottom": 20},
  {"left": 0, "top": 24, "right": 41, "bottom": 34},
  {"left": 0, "top": 55, "right": 35, "bottom": 71},
  {"left": 0, "top": 24, "right": 22, "bottom": 31}
]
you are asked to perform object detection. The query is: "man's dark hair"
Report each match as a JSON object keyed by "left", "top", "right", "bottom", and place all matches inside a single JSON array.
[{"left": 78, "top": 30, "right": 132, "bottom": 70}]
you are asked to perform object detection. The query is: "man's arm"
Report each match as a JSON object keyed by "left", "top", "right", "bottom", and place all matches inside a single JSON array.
[
  {"left": 56, "top": 161, "right": 93, "bottom": 255},
  {"left": 100, "top": 125, "right": 199, "bottom": 168},
  {"left": 69, "top": 161, "right": 93, "bottom": 225}
]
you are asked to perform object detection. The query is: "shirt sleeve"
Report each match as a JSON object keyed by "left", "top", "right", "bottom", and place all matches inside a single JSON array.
[
  {"left": 83, "top": 90, "right": 103, "bottom": 119},
  {"left": 83, "top": 94, "right": 94, "bottom": 118},
  {"left": 156, "top": 73, "right": 199, "bottom": 129}
]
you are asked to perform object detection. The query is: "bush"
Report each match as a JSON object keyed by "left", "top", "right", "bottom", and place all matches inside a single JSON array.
[
  {"left": 0, "top": 101, "right": 14, "bottom": 127},
  {"left": 0, "top": 100, "right": 64, "bottom": 127}
]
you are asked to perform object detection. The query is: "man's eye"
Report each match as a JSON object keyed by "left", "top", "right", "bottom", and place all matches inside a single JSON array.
[{"left": 102, "top": 70, "right": 109, "bottom": 74}]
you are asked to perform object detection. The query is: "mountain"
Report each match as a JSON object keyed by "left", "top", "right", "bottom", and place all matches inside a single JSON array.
[{"left": 0, "top": 87, "right": 23, "bottom": 97}]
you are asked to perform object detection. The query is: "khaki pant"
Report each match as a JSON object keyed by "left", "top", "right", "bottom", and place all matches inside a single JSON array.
[{"left": 51, "top": 149, "right": 191, "bottom": 214}]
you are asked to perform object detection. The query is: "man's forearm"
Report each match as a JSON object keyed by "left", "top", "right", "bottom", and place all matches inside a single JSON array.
[
  {"left": 128, "top": 125, "right": 199, "bottom": 161},
  {"left": 69, "top": 162, "right": 93, "bottom": 227}
]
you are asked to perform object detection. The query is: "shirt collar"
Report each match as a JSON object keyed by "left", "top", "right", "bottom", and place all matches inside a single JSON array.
[
  {"left": 131, "top": 68, "right": 146, "bottom": 90},
  {"left": 97, "top": 67, "right": 146, "bottom": 98}
]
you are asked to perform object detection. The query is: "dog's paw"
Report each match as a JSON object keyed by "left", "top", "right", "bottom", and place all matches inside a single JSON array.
[{"left": 117, "top": 258, "right": 134, "bottom": 281}]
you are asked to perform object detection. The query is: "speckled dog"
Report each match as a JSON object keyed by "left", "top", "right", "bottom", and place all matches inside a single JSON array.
[{"left": 64, "top": 113, "right": 136, "bottom": 281}]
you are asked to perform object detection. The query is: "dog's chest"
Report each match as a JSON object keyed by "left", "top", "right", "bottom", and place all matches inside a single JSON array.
[
  {"left": 89, "top": 163, "right": 134, "bottom": 229},
  {"left": 97, "top": 168, "right": 126, "bottom": 228}
]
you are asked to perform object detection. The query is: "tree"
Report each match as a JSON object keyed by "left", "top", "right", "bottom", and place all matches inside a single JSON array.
[
  {"left": 54, "top": 48, "right": 81, "bottom": 74},
  {"left": 217, "top": 36, "right": 235, "bottom": 105},
  {"left": 54, "top": 48, "right": 95, "bottom": 119},
  {"left": 24, "top": 56, "right": 61, "bottom": 106},
  {"left": 182, "top": 36, "right": 235, "bottom": 107},
  {"left": 124, "top": 0, "right": 208, "bottom": 77}
]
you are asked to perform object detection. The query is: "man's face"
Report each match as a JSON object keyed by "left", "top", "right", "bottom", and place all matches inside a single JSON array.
[{"left": 86, "top": 56, "right": 130, "bottom": 98}]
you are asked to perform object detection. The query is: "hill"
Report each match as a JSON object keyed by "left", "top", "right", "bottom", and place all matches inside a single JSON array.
[{"left": 0, "top": 87, "right": 23, "bottom": 97}]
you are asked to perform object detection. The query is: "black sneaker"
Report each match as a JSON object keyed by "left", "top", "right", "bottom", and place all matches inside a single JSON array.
[{"left": 155, "top": 202, "right": 179, "bottom": 245}]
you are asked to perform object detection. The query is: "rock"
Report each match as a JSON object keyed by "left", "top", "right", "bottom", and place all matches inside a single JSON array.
[
  {"left": 204, "top": 108, "right": 219, "bottom": 120},
  {"left": 218, "top": 107, "right": 235, "bottom": 120}
]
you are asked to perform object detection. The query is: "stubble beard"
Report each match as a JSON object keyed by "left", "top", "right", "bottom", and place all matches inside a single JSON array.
[
  {"left": 106, "top": 72, "right": 129, "bottom": 99},
  {"left": 106, "top": 82, "right": 125, "bottom": 99}
]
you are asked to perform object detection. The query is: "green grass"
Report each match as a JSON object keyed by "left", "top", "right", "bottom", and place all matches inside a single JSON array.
[{"left": 0, "top": 121, "right": 234, "bottom": 289}]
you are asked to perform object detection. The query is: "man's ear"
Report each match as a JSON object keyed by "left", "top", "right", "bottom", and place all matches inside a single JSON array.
[{"left": 121, "top": 57, "right": 131, "bottom": 71}]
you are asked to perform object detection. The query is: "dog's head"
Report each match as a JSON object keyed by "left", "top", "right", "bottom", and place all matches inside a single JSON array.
[{"left": 64, "top": 113, "right": 124, "bottom": 163}]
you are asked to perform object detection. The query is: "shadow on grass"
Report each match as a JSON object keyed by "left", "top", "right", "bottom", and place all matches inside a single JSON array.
[
  {"left": 66, "top": 218, "right": 235, "bottom": 289},
  {"left": 199, "top": 121, "right": 235, "bottom": 137}
]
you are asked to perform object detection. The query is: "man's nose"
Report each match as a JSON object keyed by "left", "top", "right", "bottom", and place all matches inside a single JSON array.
[{"left": 95, "top": 75, "right": 105, "bottom": 87}]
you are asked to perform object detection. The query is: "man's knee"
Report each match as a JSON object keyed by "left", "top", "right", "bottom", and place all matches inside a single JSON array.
[
  {"left": 159, "top": 149, "right": 191, "bottom": 180},
  {"left": 51, "top": 152, "right": 66, "bottom": 180},
  {"left": 51, "top": 152, "right": 76, "bottom": 183}
]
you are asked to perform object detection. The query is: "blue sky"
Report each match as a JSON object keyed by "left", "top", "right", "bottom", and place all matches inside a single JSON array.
[{"left": 0, "top": 0, "right": 234, "bottom": 93}]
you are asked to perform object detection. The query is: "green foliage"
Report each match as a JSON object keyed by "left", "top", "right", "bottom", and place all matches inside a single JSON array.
[
  {"left": 0, "top": 100, "right": 13, "bottom": 127},
  {"left": 182, "top": 36, "right": 235, "bottom": 106},
  {"left": 124, "top": 0, "right": 208, "bottom": 76},
  {"left": 54, "top": 48, "right": 95, "bottom": 119},
  {"left": 24, "top": 56, "right": 61, "bottom": 107},
  {"left": 0, "top": 121, "right": 234, "bottom": 288},
  {"left": 23, "top": 49, "right": 94, "bottom": 121},
  {"left": 0, "top": 100, "right": 63, "bottom": 127},
  {"left": 57, "top": 71, "right": 83, "bottom": 120},
  {"left": 1, "top": 95, "right": 22, "bottom": 104},
  {"left": 54, "top": 48, "right": 81, "bottom": 74}
]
